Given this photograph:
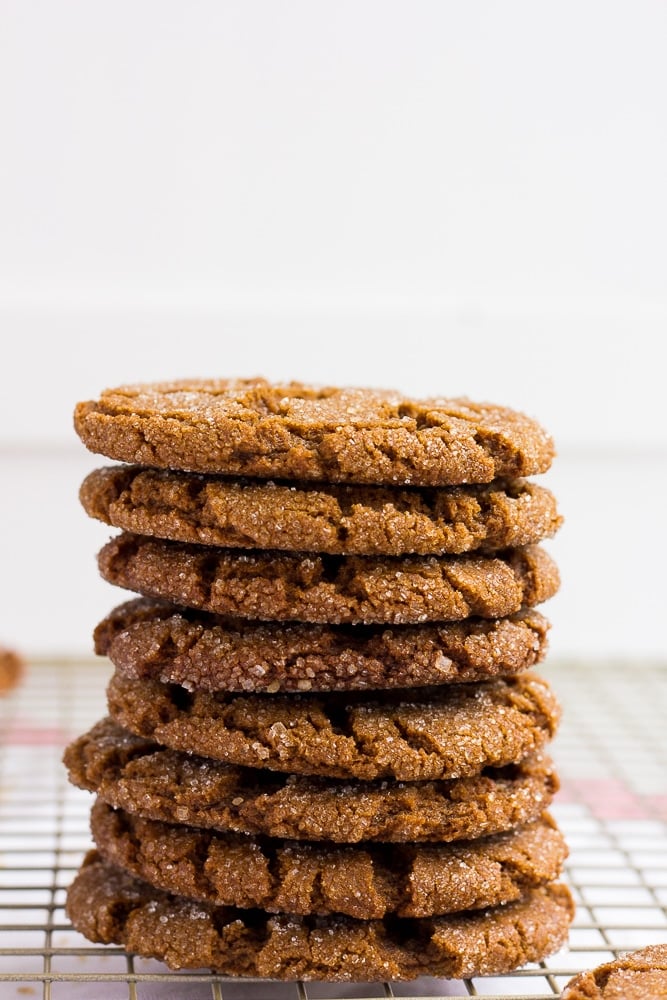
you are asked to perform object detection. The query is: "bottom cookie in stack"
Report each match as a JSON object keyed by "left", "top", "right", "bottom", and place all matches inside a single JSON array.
[
  {"left": 64, "top": 716, "right": 573, "bottom": 981},
  {"left": 68, "top": 852, "right": 573, "bottom": 981}
]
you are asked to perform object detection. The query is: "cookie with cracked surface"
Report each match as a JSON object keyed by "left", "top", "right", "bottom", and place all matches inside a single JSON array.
[
  {"left": 0, "top": 646, "right": 24, "bottom": 694},
  {"left": 106, "top": 671, "right": 560, "bottom": 781},
  {"left": 66, "top": 853, "right": 574, "bottom": 981},
  {"left": 73, "top": 378, "right": 555, "bottom": 487},
  {"left": 95, "top": 598, "right": 551, "bottom": 693},
  {"left": 90, "top": 800, "right": 568, "bottom": 919},
  {"left": 64, "top": 719, "right": 559, "bottom": 843},
  {"left": 97, "top": 534, "right": 559, "bottom": 625},
  {"left": 561, "top": 944, "right": 667, "bottom": 999},
  {"left": 80, "top": 465, "right": 562, "bottom": 556}
]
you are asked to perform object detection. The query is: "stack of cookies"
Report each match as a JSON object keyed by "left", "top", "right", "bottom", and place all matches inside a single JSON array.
[{"left": 64, "top": 378, "right": 574, "bottom": 982}]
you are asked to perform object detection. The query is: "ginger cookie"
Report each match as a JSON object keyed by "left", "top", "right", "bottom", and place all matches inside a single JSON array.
[
  {"left": 0, "top": 645, "right": 24, "bottom": 694},
  {"left": 64, "top": 719, "right": 559, "bottom": 843},
  {"left": 95, "top": 597, "right": 551, "bottom": 693},
  {"left": 97, "top": 534, "right": 559, "bottom": 625},
  {"left": 66, "top": 853, "right": 574, "bottom": 981},
  {"left": 561, "top": 944, "right": 667, "bottom": 999},
  {"left": 106, "top": 671, "right": 561, "bottom": 781},
  {"left": 80, "top": 465, "right": 562, "bottom": 556},
  {"left": 73, "top": 378, "right": 555, "bottom": 486},
  {"left": 90, "top": 801, "right": 567, "bottom": 919}
]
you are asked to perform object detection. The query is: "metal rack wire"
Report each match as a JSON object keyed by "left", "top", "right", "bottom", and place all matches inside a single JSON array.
[{"left": 1, "top": 658, "right": 666, "bottom": 999}]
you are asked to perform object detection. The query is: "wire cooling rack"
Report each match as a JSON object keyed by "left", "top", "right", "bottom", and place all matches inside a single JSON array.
[{"left": 0, "top": 658, "right": 666, "bottom": 1000}]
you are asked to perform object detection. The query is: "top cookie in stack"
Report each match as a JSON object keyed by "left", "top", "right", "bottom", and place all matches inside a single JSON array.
[
  {"left": 74, "top": 378, "right": 556, "bottom": 485},
  {"left": 66, "top": 378, "right": 572, "bottom": 982}
]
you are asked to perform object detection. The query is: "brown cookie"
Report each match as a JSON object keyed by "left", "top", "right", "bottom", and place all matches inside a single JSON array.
[
  {"left": 106, "top": 671, "right": 560, "bottom": 781},
  {"left": 0, "top": 645, "right": 24, "bottom": 694},
  {"left": 73, "top": 379, "right": 555, "bottom": 487},
  {"left": 97, "top": 534, "right": 559, "bottom": 625},
  {"left": 90, "top": 800, "right": 567, "bottom": 919},
  {"left": 64, "top": 719, "right": 559, "bottom": 843},
  {"left": 80, "top": 466, "right": 562, "bottom": 556},
  {"left": 95, "top": 598, "right": 551, "bottom": 692},
  {"left": 66, "top": 853, "right": 574, "bottom": 981},
  {"left": 561, "top": 944, "right": 667, "bottom": 999}
]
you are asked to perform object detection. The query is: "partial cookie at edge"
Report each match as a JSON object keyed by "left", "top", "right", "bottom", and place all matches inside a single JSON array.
[
  {"left": 560, "top": 943, "right": 667, "bottom": 999},
  {"left": 0, "top": 646, "right": 24, "bottom": 694}
]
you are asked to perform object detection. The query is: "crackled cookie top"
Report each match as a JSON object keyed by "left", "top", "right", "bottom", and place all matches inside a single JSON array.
[
  {"left": 95, "top": 598, "right": 551, "bottom": 692},
  {"left": 73, "top": 379, "right": 555, "bottom": 486},
  {"left": 64, "top": 719, "right": 559, "bottom": 843},
  {"left": 106, "top": 671, "right": 561, "bottom": 781},
  {"left": 80, "top": 465, "right": 562, "bottom": 556},
  {"left": 97, "top": 534, "right": 559, "bottom": 625},
  {"left": 561, "top": 944, "right": 667, "bottom": 999},
  {"left": 91, "top": 800, "right": 567, "bottom": 919},
  {"left": 67, "top": 854, "right": 574, "bottom": 981}
]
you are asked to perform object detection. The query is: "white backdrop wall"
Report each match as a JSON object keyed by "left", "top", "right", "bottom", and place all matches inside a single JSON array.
[{"left": 1, "top": 2, "right": 665, "bottom": 659}]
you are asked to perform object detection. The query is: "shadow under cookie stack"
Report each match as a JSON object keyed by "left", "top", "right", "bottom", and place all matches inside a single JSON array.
[{"left": 64, "top": 378, "right": 574, "bottom": 982}]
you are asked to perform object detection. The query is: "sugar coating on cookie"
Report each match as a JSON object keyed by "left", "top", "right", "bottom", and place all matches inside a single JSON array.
[
  {"left": 73, "top": 379, "right": 555, "bottom": 486},
  {"left": 80, "top": 465, "right": 562, "bottom": 555},
  {"left": 90, "top": 800, "right": 568, "bottom": 919},
  {"left": 66, "top": 854, "right": 574, "bottom": 981},
  {"left": 95, "top": 598, "right": 551, "bottom": 692},
  {"left": 63, "top": 718, "right": 559, "bottom": 843},
  {"left": 97, "top": 533, "right": 560, "bottom": 625},
  {"left": 561, "top": 943, "right": 667, "bottom": 999},
  {"left": 105, "top": 671, "right": 561, "bottom": 781}
]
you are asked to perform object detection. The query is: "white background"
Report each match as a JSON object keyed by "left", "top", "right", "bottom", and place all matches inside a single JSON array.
[{"left": 1, "top": 1, "right": 665, "bottom": 660}]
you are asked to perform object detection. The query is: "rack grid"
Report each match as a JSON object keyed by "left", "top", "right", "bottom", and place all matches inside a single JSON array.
[{"left": 1, "top": 658, "right": 666, "bottom": 999}]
